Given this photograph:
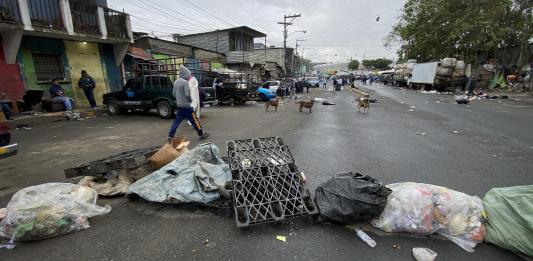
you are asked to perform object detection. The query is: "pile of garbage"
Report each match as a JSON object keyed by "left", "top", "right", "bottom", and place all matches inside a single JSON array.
[
  {"left": 1, "top": 136, "right": 531, "bottom": 259},
  {"left": 435, "top": 58, "right": 466, "bottom": 85},
  {"left": 0, "top": 183, "right": 110, "bottom": 248}
]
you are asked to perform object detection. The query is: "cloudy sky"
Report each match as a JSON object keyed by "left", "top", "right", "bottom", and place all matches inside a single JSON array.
[{"left": 108, "top": 0, "right": 405, "bottom": 64}]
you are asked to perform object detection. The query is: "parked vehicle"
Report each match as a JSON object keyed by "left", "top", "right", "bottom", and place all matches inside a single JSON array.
[
  {"left": 306, "top": 77, "right": 320, "bottom": 87},
  {"left": 257, "top": 81, "right": 280, "bottom": 101},
  {"left": 214, "top": 72, "right": 259, "bottom": 105},
  {"left": 103, "top": 75, "right": 177, "bottom": 119},
  {"left": 409, "top": 60, "right": 467, "bottom": 91},
  {"left": 0, "top": 113, "right": 18, "bottom": 159}
]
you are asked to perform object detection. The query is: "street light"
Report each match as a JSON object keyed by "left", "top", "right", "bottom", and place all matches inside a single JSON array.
[{"left": 287, "top": 30, "right": 307, "bottom": 39}]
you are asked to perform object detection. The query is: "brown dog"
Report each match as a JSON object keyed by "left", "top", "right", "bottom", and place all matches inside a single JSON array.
[
  {"left": 296, "top": 99, "right": 315, "bottom": 113},
  {"left": 265, "top": 97, "right": 281, "bottom": 112},
  {"left": 358, "top": 95, "right": 370, "bottom": 112}
]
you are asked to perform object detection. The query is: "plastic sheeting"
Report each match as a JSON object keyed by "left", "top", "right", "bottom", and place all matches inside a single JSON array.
[
  {"left": 127, "top": 143, "right": 231, "bottom": 204},
  {"left": 0, "top": 183, "right": 111, "bottom": 242},
  {"left": 483, "top": 186, "right": 533, "bottom": 257},
  {"left": 372, "top": 182, "right": 485, "bottom": 252}
]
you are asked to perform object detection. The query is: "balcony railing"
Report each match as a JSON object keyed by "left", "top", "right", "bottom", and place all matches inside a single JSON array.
[
  {"left": 228, "top": 51, "right": 266, "bottom": 64},
  {"left": 28, "top": 0, "right": 64, "bottom": 30},
  {"left": 70, "top": 0, "right": 100, "bottom": 35},
  {"left": 0, "top": 0, "right": 21, "bottom": 24},
  {"left": 104, "top": 7, "right": 127, "bottom": 39}
]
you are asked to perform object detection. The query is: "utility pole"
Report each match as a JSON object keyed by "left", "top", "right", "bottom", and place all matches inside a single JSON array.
[
  {"left": 295, "top": 39, "right": 306, "bottom": 76},
  {"left": 278, "top": 13, "right": 301, "bottom": 77}
]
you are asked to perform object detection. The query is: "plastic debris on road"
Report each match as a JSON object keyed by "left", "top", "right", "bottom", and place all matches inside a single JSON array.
[
  {"left": 276, "top": 235, "right": 287, "bottom": 242},
  {"left": 372, "top": 182, "right": 485, "bottom": 252},
  {"left": 127, "top": 143, "right": 231, "bottom": 204},
  {"left": 0, "top": 183, "right": 111, "bottom": 243},
  {"left": 483, "top": 185, "right": 533, "bottom": 257},
  {"left": 413, "top": 247, "right": 437, "bottom": 261},
  {"left": 354, "top": 228, "right": 377, "bottom": 248},
  {"left": 314, "top": 172, "right": 391, "bottom": 224}
]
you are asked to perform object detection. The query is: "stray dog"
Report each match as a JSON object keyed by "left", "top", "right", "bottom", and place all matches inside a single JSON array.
[
  {"left": 265, "top": 97, "right": 281, "bottom": 112},
  {"left": 296, "top": 99, "right": 315, "bottom": 113},
  {"left": 358, "top": 94, "right": 370, "bottom": 112}
]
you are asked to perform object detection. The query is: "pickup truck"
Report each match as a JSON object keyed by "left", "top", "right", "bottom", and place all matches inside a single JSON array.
[{"left": 103, "top": 75, "right": 215, "bottom": 119}]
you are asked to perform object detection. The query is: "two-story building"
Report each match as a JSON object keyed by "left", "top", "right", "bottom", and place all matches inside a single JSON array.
[
  {"left": 253, "top": 46, "right": 296, "bottom": 79},
  {"left": 0, "top": 0, "right": 132, "bottom": 107},
  {"left": 177, "top": 26, "right": 267, "bottom": 78}
]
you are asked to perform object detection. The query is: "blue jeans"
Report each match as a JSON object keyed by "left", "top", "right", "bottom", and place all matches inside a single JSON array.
[
  {"left": 1, "top": 102, "right": 12, "bottom": 119},
  {"left": 83, "top": 88, "right": 97, "bottom": 108},
  {"left": 168, "top": 107, "right": 204, "bottom": 138},
  {"left": 53, "top": 96, "right": 73, "bottom": 111}
]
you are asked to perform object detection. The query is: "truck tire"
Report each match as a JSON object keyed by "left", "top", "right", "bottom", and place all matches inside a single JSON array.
[
  {"left": 234, "top": 97, "right": 246, "bottom": 105},
  {"left": 107, "top": 99, "right": 121, "bottom": 115},
  {"left": 157, "top": 100, "right": 173, "bottom": 119}
]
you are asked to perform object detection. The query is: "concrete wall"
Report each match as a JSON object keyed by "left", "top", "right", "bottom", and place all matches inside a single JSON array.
[
  {"left": 100, "top": 43, "right": 122, "bottom": 92},
  {"left": 0, "top": 39, "right": 25, "bottom": 101},
  {"left": 64, "top": 40, "right": 107, "bottom": 106},
  {"left": 17, "top": 36, "right": 73, "bottom": 97}
]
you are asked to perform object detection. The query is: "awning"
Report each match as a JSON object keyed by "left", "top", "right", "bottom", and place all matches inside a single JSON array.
[{"left": 127, "top": 47, "right": 152, "bottom": 60}]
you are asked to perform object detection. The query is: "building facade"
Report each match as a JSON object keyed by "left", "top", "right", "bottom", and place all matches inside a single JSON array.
[
  {"left": 177, "top": 26, "right": 267, "bottom": 76},
  {"left": 0, "top": 0, "right": 132, "bottom": 106}
]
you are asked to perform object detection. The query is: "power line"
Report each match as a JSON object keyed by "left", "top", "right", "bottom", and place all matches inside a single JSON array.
[
  {"left": 131, "top": 0, "right": 215, "bottom": 30},
  {"left": 130, "top": 15, "right": 200, "bottom": 32},
  {"left": 182, "top": 0, "right": 236, "bottom": 28},
  {"left": 144, "top": 0, "right": 221, "bottom": 30}
]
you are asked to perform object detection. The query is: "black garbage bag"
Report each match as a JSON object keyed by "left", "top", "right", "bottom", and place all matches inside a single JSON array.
[{"left": 314, "top": 172, "right": 392, "bottom": 224}]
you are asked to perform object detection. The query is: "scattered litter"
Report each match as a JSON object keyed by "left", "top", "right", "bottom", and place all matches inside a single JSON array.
[
  {"left": 420, "top": 90, "right": 438, "bottom": 94},
  {"left": 127, "top": 143, "right": 231, "bottom": 204},
  {"left": 435, "top": 100, "right": 442, "bottom": 104},
  {"left": 410, "top": 105, "right": 416, "bottom": 109},
  {"left": 106, "top": 127, "right": 115, "bottom": 129},
  {"left": 322, "top": 101, "right": 336, "bottom": 105},
  {"left": 354, "top": 228, "right": 377, "bottom": 248},
  {"left": 413, "top": 248, "right": 437, "bottom": 261},
  {"left": 416, "top": 132, "right": 427, "bottom": 136},
  {"left": 0, "top": 208, "right": 5, "bottom": 220},
  {"left": 455, "top": 95, "right": 470, "bottom": 104},
  {"left": 0, "top": 235, "right": 15, "bottom": 249},
  {"left": 492, "top": 155, "right": 497, "bottom": 157},
  {"left": 276, "top": 235, "right": 287, "bottom": 242},
  {"left": 425, "top": 101, "right": 429, "bottom": 104},
  {"left": 407, "top": 109, "right": 415, "bottom": 112},
  {"left": 149, "top": 136, "right": 190, "bottom": 168},
  {"left": 372, "top": 182, "right": 485, "bottom": 252},
  {"left": 314, "top": 172, "right": 391, "bottom": 224},
  {"left": 483, "top": 186, "right": 533, "bottom": 257},
  {"left": 452, "top": 130, "right": 459, "bottom": 133},
  {"left": 0, "top": 183, "right": 111, "bottom": 243},
  {"left": 15, "top": 124, "right": 31, "bottom": 130},
  {"left": 393, "top": 244, "right": 401, "bottom": 250},
  {"left": 500, "top": 95, "right": 509, "bottom": 99}
]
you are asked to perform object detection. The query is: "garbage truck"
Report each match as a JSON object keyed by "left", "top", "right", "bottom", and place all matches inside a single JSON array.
[{"left": 409, "top": 58, "right": 467, "bottom": 91}]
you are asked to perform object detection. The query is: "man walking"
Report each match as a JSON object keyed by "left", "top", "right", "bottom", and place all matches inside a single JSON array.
[
  {"left": 168, "top": 66, "right": 209, "bottom": 142},
  {"left": 77, "top": 70, "right": 97, "bottom": 109}
]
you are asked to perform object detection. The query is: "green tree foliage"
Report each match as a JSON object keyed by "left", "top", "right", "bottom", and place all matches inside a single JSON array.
[
  {"left": 362, "top": 58, "right": 393, "bottom": 70},
  {"left": 348, "top": 60, "right": 360, "bottom": 70},
  {"left": 385, "top": 0, "right": 532, "bottom": 65}
]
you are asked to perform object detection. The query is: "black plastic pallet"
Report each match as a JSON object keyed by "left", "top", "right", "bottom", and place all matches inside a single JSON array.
[{"left": 227, "top": 137, "right": 318, "bottom": 227}]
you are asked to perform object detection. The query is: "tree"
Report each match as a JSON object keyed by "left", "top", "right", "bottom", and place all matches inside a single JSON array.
[
  {"left": 348, "top": 60, "right": 360, "bottom": 70},
  {"left": 362, "top": 58, "right": 393, "bottom": 70},
  {"left": 384, "top": 0, "right": 532, "bottom": 65}
]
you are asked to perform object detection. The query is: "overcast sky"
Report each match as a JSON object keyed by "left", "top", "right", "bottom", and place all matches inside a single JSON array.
[{"left": 108, "top": 0, "right": 405, "bottom": 64}]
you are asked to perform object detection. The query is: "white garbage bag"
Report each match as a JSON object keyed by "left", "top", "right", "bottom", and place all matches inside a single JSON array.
[
  {"left": 0, "top": 183, "right": 111, "bottom": 242},
  {"left": 372, "top": 182, "right": 485, "bottom": 252}
]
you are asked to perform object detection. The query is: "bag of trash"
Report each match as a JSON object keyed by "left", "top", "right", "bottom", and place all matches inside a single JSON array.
[
  {"left": 314, "top": 172, "right": 392, "bottom": 224},
  {"left": 372, "top": 182, "right": 485, "bottom": 252},
  {"left": 149, "top": 136, "right": 190, "bottom": 168},
  {"left": 0, "top": 183, "right": 111, "bottom": 242},
  {"left": 483, "top": 186, "right": 533, "bottom": 257},
  {"left": 456, "top": 61, "right": 466, "bottom": 70},
  {"left": 437, "top": 67, "right": 453, "bottom": 77},
  {"left": 128, "top": 143, "right": 231, "bottom": 204},
  {"left": 441, "top": 58, "right": 457, "bottom": 68}
]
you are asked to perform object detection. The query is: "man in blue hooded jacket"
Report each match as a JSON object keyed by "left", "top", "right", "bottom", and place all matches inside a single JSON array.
[{"left": 167, "top": 66, "right": 210, "bottom": 142}]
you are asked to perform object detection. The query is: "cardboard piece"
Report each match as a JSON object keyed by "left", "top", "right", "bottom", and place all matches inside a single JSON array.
[
  {"left": 0, "top": 112, "right": 6, "bottom": 122},
  {"left": 149, "top": 136, "right": 190, "bottom": 168}
]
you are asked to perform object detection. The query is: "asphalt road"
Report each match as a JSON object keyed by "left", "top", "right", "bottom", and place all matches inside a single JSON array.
[{"left": 1, "top": 83, "right": 532, "bottom": 260}]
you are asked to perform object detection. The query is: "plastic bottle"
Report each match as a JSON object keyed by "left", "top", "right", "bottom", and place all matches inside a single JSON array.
[{"left": 354, "top": 228, "right": 377, "bottom": 248}]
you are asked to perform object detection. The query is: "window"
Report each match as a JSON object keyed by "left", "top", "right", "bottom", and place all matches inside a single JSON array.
[
  {"left": 32, "top": 53, "right": 65, "bottom": 81},
  {"left": 125, "top": 78, "right": 142, "bottom": 90}
]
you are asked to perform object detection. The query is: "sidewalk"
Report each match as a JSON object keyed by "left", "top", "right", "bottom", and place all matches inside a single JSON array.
[{"left": 7, "top": 107, "right": 106, "bottom": 128}]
